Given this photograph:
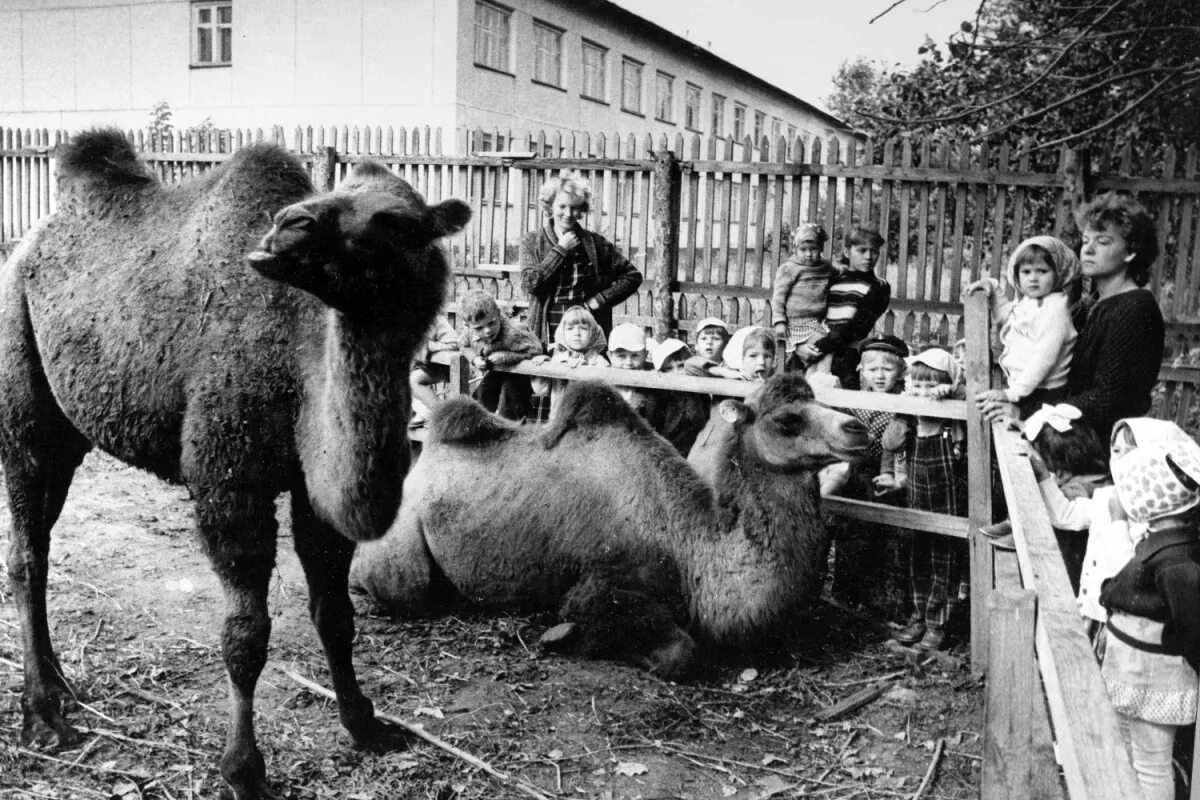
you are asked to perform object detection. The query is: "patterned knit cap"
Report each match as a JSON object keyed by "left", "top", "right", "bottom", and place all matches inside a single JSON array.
[
  {"left": 1007, "top": 236, "right": 1081, "bottom": 297},
  {"left": 792, "top": 222, "right": 828, "bottom": 249},
  {"left": 1110, "top": 418, "right": 1200, "bottom": 523}
]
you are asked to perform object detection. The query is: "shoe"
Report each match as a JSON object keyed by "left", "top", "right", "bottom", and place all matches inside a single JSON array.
[
  {"left": 979, "top": 520, "right": 1013, "bottom": 539},
  {"left": 892, "top": 618, "right": 926, "bottom": 646},
  {"left": 918, "top": 627, "right": 947, "bottom": 651}
]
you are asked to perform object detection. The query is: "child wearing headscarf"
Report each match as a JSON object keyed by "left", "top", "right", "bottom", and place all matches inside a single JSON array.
[
  {"left": 1098, "top": 419, "right": 1200, "bottom": 800},
  {"left": 969, "top": 236, "right": 1081, "bottom": 419},
  {"left": 530, "top": 305, "right": 608, "bottom": 413}
]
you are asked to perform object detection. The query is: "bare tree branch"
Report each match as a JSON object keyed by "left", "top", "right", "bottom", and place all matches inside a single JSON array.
[
  {"left": 1030, "top": 72, "right": 1200, "bottom": 150},
  {"left": 869, "top": 0, "right": 914, "bottom": 25}
]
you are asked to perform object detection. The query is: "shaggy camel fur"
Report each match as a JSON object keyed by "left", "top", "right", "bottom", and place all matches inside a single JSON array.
[
  {"left": 0, "top": 130, "right": 469, "bottom": 800},
  {"left": 349, "top": 374, "right": 868, "bottom": 676}
]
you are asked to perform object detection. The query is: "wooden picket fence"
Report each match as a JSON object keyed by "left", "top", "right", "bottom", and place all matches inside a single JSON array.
[{"left": 3, "top": 122, "right": 1200, "bottom": 351}]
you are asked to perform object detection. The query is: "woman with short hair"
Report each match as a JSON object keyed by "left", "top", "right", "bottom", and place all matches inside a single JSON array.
[{"left": 519, "top": 170, "right": 643, "bottom": 344}]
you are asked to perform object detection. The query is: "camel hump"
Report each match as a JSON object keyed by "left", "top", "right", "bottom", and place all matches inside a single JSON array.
[
  {"left": 427, "top": 397, "right": 519, "bottom": 445},
  {"left": 540, "top": 381, "right": 651, "bottom": 449},
  {"left": 337, "top": 159, "right": 421, "bottom": 203},
  {"left": 56, "top": 129, "right": 155, "bottom": 202}
]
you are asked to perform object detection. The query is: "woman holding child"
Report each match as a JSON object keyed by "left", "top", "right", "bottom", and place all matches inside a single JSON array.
[
  {"left": 974, "top": 193, "right": 1164, "bottom": 439},
  {"left": 520, "top": 171, "right": 644, "bottom": 345}
]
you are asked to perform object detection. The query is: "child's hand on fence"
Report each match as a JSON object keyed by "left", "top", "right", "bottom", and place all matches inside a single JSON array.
[
  {"left": 962, "top": 278, "right": 994, "bottom": 298},
  {"left": 975, "top": 389, "right": 1007, "bottom": 405},
  {"left": 931, "top": 384, "right": 957, "bottom": 400},
  {"left": 872, "top": 474, "right": 903, "bottom": 496},
  {"left": 1024, "top": 444, "right": 1051, "bottom": 482},
  {"left": 531, "top": 355, "right": 550, "bottom": 365},
  {"left": 474, "top": 356, "right": 490, "bottom": 372}
]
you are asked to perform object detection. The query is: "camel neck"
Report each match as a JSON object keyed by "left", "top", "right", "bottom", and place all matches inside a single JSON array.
[{"left": 299, "top": 309, "right": 413, "bottom": 541}]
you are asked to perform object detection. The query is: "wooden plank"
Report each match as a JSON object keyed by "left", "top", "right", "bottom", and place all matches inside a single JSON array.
[
  {"left": 915, "top": 140, "right": 932, "bottom": 301},
  {"left": 930, "top": 140, "right": 950, "bottom": 303},
  {"left": 1150, "top": 146, "right": 1176, "bottom": 299},
  {"left": 983, "top": 587, "right": 1037, "bottom": 800},
  {"left": 824, "top": 137, "right": 840, "bottom": 259},
  {"left": 1179, "top": 147, "right": 1200, "bottom": 319},
  {"left": 949, "top": 139, "right": 969, "bottom": 301},
  {"left": 879, "top": 139, "right": 894, "bottom": 245},
  {"left": 681, "top": 159, "right": 1065, "bottom": 187},
  {"left": 963, "top": 292, "right": 994, "bottom": 674},
  {"left": 969, "top": 142, "right": 989, "bottom": 286},
  {"left": 823, "top": 496, "right": 969, "bottom": 539},
  {"left": 736, "top": 136, "right": 753, "bottom": 286},
  {"left": 992, "top": 427, "right": 1143, "bottom": 800},
  {"left": 683, "top": 136, "right": 701, "bottom": 283}
]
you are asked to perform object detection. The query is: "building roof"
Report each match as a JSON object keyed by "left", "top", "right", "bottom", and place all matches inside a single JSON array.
[{"left": 580, "top": 0, "right": 853, "bottom": 133}]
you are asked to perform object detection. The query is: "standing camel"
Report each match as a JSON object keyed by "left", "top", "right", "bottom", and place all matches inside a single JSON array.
[{"left": 0, "top": 130, "right": 470, "bottom": 799}]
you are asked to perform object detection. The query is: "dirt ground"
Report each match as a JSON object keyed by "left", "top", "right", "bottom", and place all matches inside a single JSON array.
[{"left": 1, "top": 452, "right": 983, "bottom": 800}]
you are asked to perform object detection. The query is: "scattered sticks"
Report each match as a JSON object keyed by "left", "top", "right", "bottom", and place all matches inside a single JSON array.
[
  {"left": 911, "top": 737, "right": 945, "bottom": 800},
  {"left": 281, "top": 667, "right": 556, "bottom": 800}
]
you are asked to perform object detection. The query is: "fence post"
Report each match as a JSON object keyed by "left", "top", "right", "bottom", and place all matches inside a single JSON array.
[
  {"left": 1054, "top": 147, "right": 1090, "bottom": 241},
  {"left": 651, "top": 149, "right": 681, "bottom": 341},
  {"left": 312, "top": 146, "right": 338, "bottom": 193},
  {"left": 983, "top": 587, "right": 1037, "bottom": 799},
  {"left": 964, "top": 292, "right": 994, "bottom": 675}
]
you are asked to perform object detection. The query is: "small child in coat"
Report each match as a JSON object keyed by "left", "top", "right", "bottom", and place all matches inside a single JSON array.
[
  {"left": 1099, "top": 418, "right": 1200, "bottom": 800},
  {"left": 645, "top": 338, "right": 708, "bottom": 456},
  {"left": 707, "top": 326, "right": 777, "bottom": 382},
  {"left": 967, "top": 236, "right": 1080, "bottom": 419},
  {"left": 606, "top": 322, "right": 652, "bottom": 414},
  {"left": 409, "top": 313, "right": 460, "bottom": 427},
  {"left": 531, "top": 305, "right": 609, "bottom": 414},
  {"left": 771, "top": 223, "right": 836, "bottom": 373},
  {"left": 815, "top": 227, "right": 892, "bottom": 388},
  {"left": 875, "top": 348, "right": 967, "bottom": 651},
  {"left": 458, "top": 290, "right": 543, "bottom": 420}
]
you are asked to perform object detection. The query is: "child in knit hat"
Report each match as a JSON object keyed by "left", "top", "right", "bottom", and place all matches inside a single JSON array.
[{"left": 771, "top": 223, "right": 835, "bottom": 374}]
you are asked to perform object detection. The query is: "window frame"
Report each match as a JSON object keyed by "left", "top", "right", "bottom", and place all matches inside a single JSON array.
[
  {"left": 753, "top": 110, "right": 765, "bottom": 145},
  {"left": 684, "top": 83, "right": 702, "bottom": 132},
  {"left": 621, "top": 56, "right": 644, "bottom": 116},
  {"left": 655, "top": 70, "right": 675, "bottom": 124},
  {"left": 191, "top": 1, "right": 232, "bottom": 68},
  {"left": 473, "top": 0, "right": 513, "bottom": 75},
  {"left": 711, "top": 93, "right": 726, "bottom": 138},
  {"left": 581, "top": 39, "right": 608, "bottom": 103},
  {"left": 732, "top": 102, "right": 746, "bottom": 141},
  {"left": 531, "top": 18, "right": 565, "bottom": 89}
]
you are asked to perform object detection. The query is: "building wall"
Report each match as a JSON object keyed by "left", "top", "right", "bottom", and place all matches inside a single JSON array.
[
  {"left": 0, "top": 0, "right": 461, "bottom": 134},
  {"left": 452, "top": 0, "right": 852, "bottom": 155}
]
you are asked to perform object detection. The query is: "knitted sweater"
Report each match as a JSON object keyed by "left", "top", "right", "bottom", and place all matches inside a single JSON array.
[
  {"left": 813, "top": 269, "right": 891, "bottom": 354},
  {"left": 770, "top": 257, "right": 835, "bottom": 329},
  {"left": 519, "top": 226, "right": 643, "bottom": 343},
  {"left": 995, "top": 291, "right": 1077, "bottom": 402},
  {"left": 1066, "top": 289, "right": 1164, "bottom": 439}
]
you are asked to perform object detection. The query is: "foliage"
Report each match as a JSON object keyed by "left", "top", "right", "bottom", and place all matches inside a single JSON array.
[
  {"left": 145, "top": 101, "right": 224, "bottom": 151},
  {"left": 146, "top": 100, "right": 173, "bottom": 145},
  {"left": 827, "top": 0, "right": 1200, "bottom": 152}
]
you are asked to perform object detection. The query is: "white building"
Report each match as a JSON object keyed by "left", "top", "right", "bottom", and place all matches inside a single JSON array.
[{"left": 0, "top": 0, "right": 852, "bottom": 153}]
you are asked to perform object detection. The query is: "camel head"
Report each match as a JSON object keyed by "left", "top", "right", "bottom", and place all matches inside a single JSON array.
[
  {"left": 246, "top": 161, "right": 471, "bottom": 320},
  {"left": 727, "top": 373, "right": 869, "bottom": 471}
]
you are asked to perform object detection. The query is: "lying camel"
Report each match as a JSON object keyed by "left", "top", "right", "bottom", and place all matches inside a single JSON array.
[
  {"left": 0, "top": 130, "right": 469, "bottom": 799},
  {"left": 350, "top": 374, "right": 868, "bottom": 676}
]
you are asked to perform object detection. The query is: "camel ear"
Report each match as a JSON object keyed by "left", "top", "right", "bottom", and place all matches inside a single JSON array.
[
  {"left": 427, "top": 199, "right": 472, "bottom": 238},
  {"left": 718, "top": 400, "right": 753, "bottom": 426}
]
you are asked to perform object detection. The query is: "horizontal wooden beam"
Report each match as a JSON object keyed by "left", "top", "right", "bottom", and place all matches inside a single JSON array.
[{"left": 822, "top": 496, "right": 968, "bottom": 538}]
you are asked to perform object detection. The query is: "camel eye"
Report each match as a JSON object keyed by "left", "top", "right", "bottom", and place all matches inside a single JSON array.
[
  {"left": 280, "top": 214, "right": 316, "bottom": 232},
  {"left": 771, "top": 409, "right": 807, "bottom": 435}
]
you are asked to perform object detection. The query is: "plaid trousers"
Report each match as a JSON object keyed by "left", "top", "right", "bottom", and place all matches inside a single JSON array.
[{"left": 907, "top": 427, "right": 968, "bottom": 629}]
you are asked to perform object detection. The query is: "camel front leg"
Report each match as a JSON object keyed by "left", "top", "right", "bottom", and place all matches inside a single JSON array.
[
  {"left": 291, "top": 490, "right": 401, "bottom": 749},
  {"left": 5, "top": 459, "right": 83, "bottom": 748},
  {"left": 197, "top": 493, "right": 277, "bottom": 800}
]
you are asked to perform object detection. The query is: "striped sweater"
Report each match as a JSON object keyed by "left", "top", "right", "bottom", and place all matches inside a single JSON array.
[{"left": 813, "top": 269, "right": 891, "bottom": 354}]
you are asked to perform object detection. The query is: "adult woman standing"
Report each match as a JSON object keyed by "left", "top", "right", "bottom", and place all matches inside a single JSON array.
[
  {"left": 978, "top": 193, "right": 1164, "bottom": 440},
  {"left": 520, "top": 171, "right": 643, "bottom": 345}
]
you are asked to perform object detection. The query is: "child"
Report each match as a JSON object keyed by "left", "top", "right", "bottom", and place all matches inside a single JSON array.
[
  {"left": 771, "top": 223, "right": 836, "bottom": 373},
  {"left": 457, "top": 290, "right": 543, "bottom": 420},
  {"left": 813, "top": 228, "right": 893, "bottom": 388},
  {"left": 968, "top": 236, "right": 1080, "bottom": 420},
  {"left": 1099, "top": 418, "right": 1200, "bottom": 800},
  {"left": 646, "top": 338, "right": 709, "bottom": 455},
  {"left": 836, "top": 335, "right": 909, "bottom": 502},
  {"left": 875, "top": 348, "right": 967, "bottom": 651},
  {"left": 707, "top": 326, "right": 777, "bottom": 382},
  {"left": 531, "top": 305, "right": 609, "bottom": 413},
  {"left": 409, "top": 313, "right": 459, "bottom": 428},
  {"left": 692, "top": 317, "right": 730, "bottom": 365},
  {"left": 1019, "top": 405, "right": 1122, "bottom": 601},
  {"left": 606, "top": 322, "right": 652, "bottom": 412}
]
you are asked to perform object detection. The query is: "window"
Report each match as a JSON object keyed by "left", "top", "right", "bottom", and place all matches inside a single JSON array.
[
  {"left": 771, "top": 117, "right": 782, "bottom": 143},
  {"left": 711, "top": 94, "right": 726, "bottom": 137},
  {"left": 685, "top": 83, "right": 702, "bottom": 131},
  {"left": 621, "top": 57, "right": 643, "bottom": 114},
  {"left": 732, "top": 103, "right": 746, "bottom": 140},
  {"left": 474, "top": 1, "right": 511, "bottom": 73},
  {"left": 532, "top": 20, "right": 563, "bottom": 87},
  {"left": 753, "top": 110, "right": 765, "bottom": 144},
  {"left": 655, "top": 71, "right": 674, "bottom": 122},
  {"left": 582, "top": 40, "right": 607, "bottom": 100},
  {"left": 192, "top": 2, "right": 232, "bottom": 66},
  {"left": 787, "top": 123, "right": 797, "bottom": 143}
]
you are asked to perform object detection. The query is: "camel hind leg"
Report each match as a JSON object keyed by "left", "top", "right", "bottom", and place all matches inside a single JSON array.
[{"left": 0, "top": 289, "right": 91, "bottom": 747}]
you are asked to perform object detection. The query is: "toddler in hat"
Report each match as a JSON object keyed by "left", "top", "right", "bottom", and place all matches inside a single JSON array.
[
  {"left": 1098, "top": 419, "right": 1200, "bottom": 800},
  {"left": 771, "top": 223, "right": 836, "bottom": 374},
  {"left": 606, "top": 323, "right": 652, "bottom": 412}
]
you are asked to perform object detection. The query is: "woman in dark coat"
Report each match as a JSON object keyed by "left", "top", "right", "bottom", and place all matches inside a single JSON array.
[{"left": 519, "top": 170, "right": 643, "bottom": 345}]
